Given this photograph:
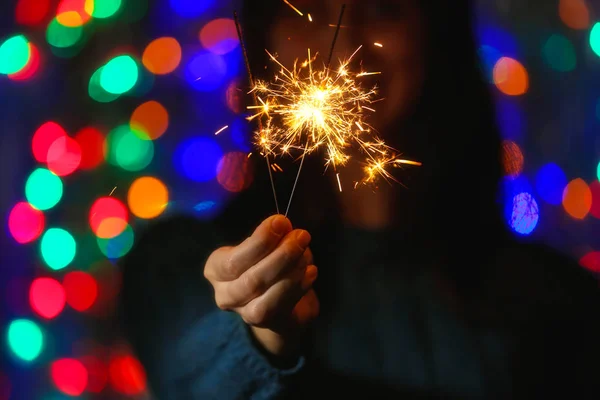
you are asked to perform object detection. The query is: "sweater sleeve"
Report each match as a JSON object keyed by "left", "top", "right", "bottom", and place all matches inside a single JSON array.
[{"left": 119, "top": 214, "right": 305, "bottom": 400}]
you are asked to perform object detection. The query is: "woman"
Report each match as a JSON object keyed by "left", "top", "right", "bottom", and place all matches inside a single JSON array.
[{"left": 120, "top": 1, "right": 600, "bottom": 398}]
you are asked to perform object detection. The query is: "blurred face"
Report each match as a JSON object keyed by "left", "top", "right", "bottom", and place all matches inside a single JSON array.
[{"left": 269, "top": 0, "right": 426, "bottom": 135}]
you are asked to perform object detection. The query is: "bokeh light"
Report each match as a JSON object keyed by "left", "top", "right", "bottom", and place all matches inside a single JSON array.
[
  {"left": 542, "top": 34, "right": 576, "bottom": 72},
  {"left": 100, "top": 55, "right": 139, "bottom": 94},
  {"left": 493, "top": 57, "right": 528, "bottom": 96},
  {"left": 25, "top": 168, "right": 63, "bottom": 211},
  {"left": 562, "top": 178, "right": 592, "bottom": 220},
  {"left": 170, "top": 0, "right": 215, "bottom": 18},
  {"left": 29, "top": 278, "right": 66, "bottom": 319},
  {"left": 478, "top": 44, "right": 502, "bottom": 83},
  {"left": 97, "top": 223, "right": 134, "bottom": 259},
  {"left": 92, "top": 0, "right": 122, "bottom": 18},
  {"left": 109, "top": 355, "right": 146, "bottom": 395},
  {"left": 0, "top": 35, "right": 30, "bottom": 75},
  {"left": 142, "top": 37, "right": 181, "bottom": 75},
  {"left": 588, "top": 181, "right": 600, "bottom": 219},
  {"left": 226, "top": 80, "right": 243, "bottom": 114},
  {"left": 535, "top": 162, "right": 567, "bottom": 205},
  {"left": 88, "top": 66, "right": 120, "bottom": 102},
  {"left": 46, "top": 17, "right": 83, "bottom": 48},
  {"left": 559, "top": 0, "right": 590, "bottom": 30},
  {"left": 8, "top": 202, "right": 45, "bottom": 244},
  {"left": 199, "top": 18, "right": 239, "bottom": 55},
  {"left": 579, "top": 251, "right": 600, "bottom": 273},
  {"left": 41, "top": 228, "right": 76, "bottom": 270},
  {"left": 74, "top": 127, "right": 105, "bottom": 170},
  {"left": 501, "top": 140, "right": 524, "bottom": 178},
  {"left": 217, "top": 152, "right": 254, "bottom": 192},
  {"left": 128, "top": 176, "right": 169, "bottom": 219},
  {"left": 510, "top": 192, "right": 539, "bottom": 235},
  {"left": 7, "top": 319, "right": 43, "bottom": 362},
  {"left": 89, "top": 197, "right": 128, "bottom": 239},
  {"left": 56, "top": 0, "right": 93, "bottom": 27},
  {"left": 80, "top": 355, "right": 108, "bottom": 393},
  {"left": 51, "top": 359, "right": 88, "bottom": 396},
  {"left": 32, "top": 121, "right": 67, "bottom": 163},
  {"left": 9, "top": 42, "right": 40, "bottom": 81},
  {"left": 130, "top": 101, "right": 169, "bottom": 140},
  {"left": 591, "top": 23, "right": 600, "bottom": 58},
  {"left": 15, "top": 0, "right": 51, "bottom": 26},
  {"left": 63, "top": 271, "right": 98, "bottom": 311},
  {"left": 175, "top": 137, "right": 223, "bottom": 182},
  {"left": 185, "top": 52, "right": 228, "bottom": 91},
  {"left": 105, "top": 125, "right": 154, "bottom": 171},
  {"left": 47, "top": 136, "right": 82, "bottom": 176}
]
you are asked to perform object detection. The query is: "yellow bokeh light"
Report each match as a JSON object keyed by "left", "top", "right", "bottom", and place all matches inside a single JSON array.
[{"left": 128, "top": 176, "right": 168, "bottom": 219}]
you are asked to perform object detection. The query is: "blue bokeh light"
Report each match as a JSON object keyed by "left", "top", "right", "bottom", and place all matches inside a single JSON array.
[
  {"left": 535, "top": 163, "right": 567, "bottom": 205},
  {"left": 169, "top": 0, "right": 216, "bottom": 17},
  {"left": 186, "top": 52, "right": 228, "bottom": 92},
  {"left": 478, "top": 45, "right": 502, "bottom": 82},
  {"left": 230, "top": 118, "right": 251, "bottom": 151},
  {"left": 176, "top": 137, "right": 223, "bottom": 182},
  {"left": 495, "top": 97, "right": 524, "bottom": 141},
  {"left": 477, "top": 25, "right": 519, "bottom": 59},
  {"left": 510, "top": 192, "right": 539, "bottom": 235}
]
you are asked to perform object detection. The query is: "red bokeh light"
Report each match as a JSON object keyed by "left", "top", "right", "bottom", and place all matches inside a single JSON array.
[
  {"left": 63, "top": 271, "right": 98, "bottom": 312},
  {"left": 32, "top": 121, "right": 67, "bottom": 163},
  {"left": 217, "top": 152, "right": 254, "bottom": 192},
  {"left": 74, "top": 127, "right": 105, "bottom": 170},
  {"left": 15, "top": 0, "right": 51, "bottom": 26},
  {"left": 47, "top": 136, "right": 82, "bottom": 176},
  {"left": 580, "top": 251, "right": 600, "bottom": 273},
  {"left": 51, "top": 358, "right": 88, "bottom": 396},
  {"left": 80, "top": 355, "right": 108, "bottom": 393},
  {"left": 57, "top": 0, "right": 93, "bottom": 27},
  {"left": 8, "top": 202, "right": 45, "bottom": 244},
  {"left": 89, "top": 197, "right": 129, "bottom": 239},
  {"left": 109, "top": 355, "right": 147, "bottom": 395},
  {"left": 589, "top": 181, "right": 600, "bottom": 219},
  {"left": 8, "top": 42, "right": 41, "bottom": 81},
  {"left": 29, "top": 277, "right": 66, "bottom": 319}
]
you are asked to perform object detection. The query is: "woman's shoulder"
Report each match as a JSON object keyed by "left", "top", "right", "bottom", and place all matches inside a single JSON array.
[{"left": 483, "top": 240, "right": 600, "bottom": 317}]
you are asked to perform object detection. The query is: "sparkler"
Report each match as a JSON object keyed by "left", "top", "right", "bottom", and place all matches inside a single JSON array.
[{"left": 236, "top": 4, "right": 421, "bottom": 216}]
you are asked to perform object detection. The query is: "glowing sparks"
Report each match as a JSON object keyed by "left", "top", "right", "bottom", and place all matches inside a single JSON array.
[
  {"left": 109, "top": 186, "right": 117, "bottom": 196},
  {"left": 374, "top": 42, "right": 383, "bottom": 48},
  {"left": 214, "top": 125, "right": 229, "bottom": 135},
  {"left": 283, "top": 0, "right": 303, "bottom": 16},
  {"left": 248, "top": 46, "right": 420, "bottom": 184},
  {"left": 336, "top": 173, "right": 342, "bottom": 192},
  {"left": 308, "top": 13, "right": 313, "bottom": 22}
]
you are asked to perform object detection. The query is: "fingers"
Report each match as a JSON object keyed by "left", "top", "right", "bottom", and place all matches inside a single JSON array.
[
  {"left": 238, "top": 266, "right": 318, "bottom": 328},
  {"left": 216, "top": 229, "right": 311, "bottom": 308},
  {"left": 207, "top": 215, "right": 292, "bottom": 282}
]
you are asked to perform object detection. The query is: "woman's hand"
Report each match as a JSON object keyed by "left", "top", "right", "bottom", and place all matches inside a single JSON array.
[{"left": 204, "top": 215, "right": 320, "bottom": 357}]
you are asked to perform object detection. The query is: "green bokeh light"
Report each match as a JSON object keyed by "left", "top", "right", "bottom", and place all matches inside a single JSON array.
[
  {"left": 106, "top": 125, "right": 154, "bottom": 171},
  {"left": 591, "top": 23, "right": 600, "bottom": 58},
  {"left": 46, "top": 17, "right": 83, "bottom": 49},
  {"left": 25, "top": 168, "right": 63, "bottom": 211},
  {"left": 88, "top": 66, "right": 120, "bottom": 103},
  {"left": 92, "top": 0, "right": 122, "bottom": 18},
  {"left": 97, "top": 223, "right": 134, "bottom": 259},
  {"left": 542, "top": 34, "right": 576, "bottom": 72},
  {"left": 7, "top": 319, "right": 43, "bottom": 362},
  {"left": 41, "top": 228, "right": 76, "bottom": 270},
  {"left": 0, "top": 35, "right": 30, "bottom": 75},
  {"left": 100, "top": 55, "right": 138, "bottom": 94},
  {"left": 597, "top": 161, "right": 600, "bottom": 182}
]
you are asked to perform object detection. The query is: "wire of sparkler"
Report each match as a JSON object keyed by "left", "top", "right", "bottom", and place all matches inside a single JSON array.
[
  {"left": 234, "top": 10, "right": 280, "bottom": 214},
  {"left": 283, "top": 4, "right": 347, "bottom": 217}
]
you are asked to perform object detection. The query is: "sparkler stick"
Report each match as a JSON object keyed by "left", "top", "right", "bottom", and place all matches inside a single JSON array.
[
  {"left": 234, "top": 11, "right": 280, "bottom": 214},
  {"left": 284, "top": 4, "right": 347, "bottom": 217}
]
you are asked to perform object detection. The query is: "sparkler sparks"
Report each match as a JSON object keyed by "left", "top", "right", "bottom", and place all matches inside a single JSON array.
[
  {"left": 214, "top": 125, "right": 229, "bottom": 135},
  {"left": 283, "top": 0, "right": 303, "bottom": 16},
  {"left": 247, "top": 46, "right": 420, "bottom": 185}
]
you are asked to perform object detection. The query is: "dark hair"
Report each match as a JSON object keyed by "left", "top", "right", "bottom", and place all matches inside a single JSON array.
[{"left": 237, "top": 0, "right": 507, "bottom": 293}]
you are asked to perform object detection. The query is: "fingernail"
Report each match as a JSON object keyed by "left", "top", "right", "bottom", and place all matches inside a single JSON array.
[
  {"left": 271, "top": 215, "right": 290, "bottom": 236},
  {"left": 295, "top": 230, "right": 311, "bottom": 248},
  {"left": 305, "top": 265, "right": 318, "bottom": 282}
]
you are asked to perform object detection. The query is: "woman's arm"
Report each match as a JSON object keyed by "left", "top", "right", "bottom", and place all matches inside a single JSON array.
[{"left": 119, "top": 215, "right": 305, "bottom": 399}]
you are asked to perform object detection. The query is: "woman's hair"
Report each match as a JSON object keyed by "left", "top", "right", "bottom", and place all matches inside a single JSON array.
[{"left": 240, "top": 1, "right": 507, "bottom": 291}]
